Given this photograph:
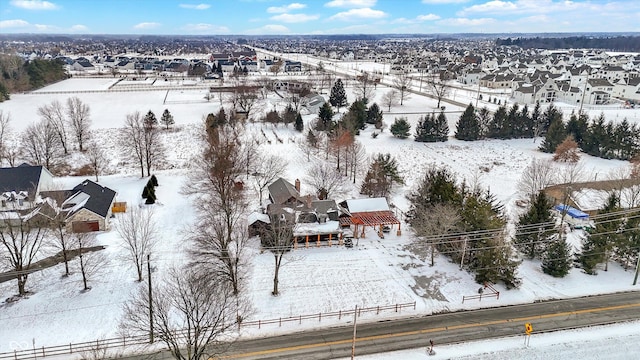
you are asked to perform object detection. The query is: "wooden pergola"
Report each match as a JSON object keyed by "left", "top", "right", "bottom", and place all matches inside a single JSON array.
[{"left": 347, "top": 210, "right": 401, "bottom": 238}]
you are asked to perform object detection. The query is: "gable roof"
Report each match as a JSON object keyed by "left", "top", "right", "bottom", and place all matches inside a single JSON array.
[
  {"left": 0, "top": 165, "right": 46, "bottom": 199},
  {"left": 268, "top": 178, "right": 300, "bottom": 205},
  {"left": 341, "top": 197, "right": 390, "bottom": 213},
  {"left": 65, "top": 180, "right": 116, "bottom": 218}
]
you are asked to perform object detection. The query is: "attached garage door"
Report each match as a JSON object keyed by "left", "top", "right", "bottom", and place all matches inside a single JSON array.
[{"left": 72, "top": 221, "right": 100, "bottom": 233}]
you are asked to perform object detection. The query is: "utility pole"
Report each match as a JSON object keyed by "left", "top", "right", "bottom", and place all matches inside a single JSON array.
[
  {"left": 579, "top": 69, "right": 590, "bottom": 113},
  {"left": 147, "top": 253, "right": 154, "bottom": 343},
  {"left": 351, "top": 305, "right": 358, "bottom": 359},
  {"left": 633, "top": 254, "right": 639, "bottom": 285},
  {"left": 460, "top": 237, "right": 468, "bottom": 269}
]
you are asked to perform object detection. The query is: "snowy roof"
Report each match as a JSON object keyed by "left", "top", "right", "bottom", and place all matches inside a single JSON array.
[
  {"left": 343, "top": 197, "right": 390, "bottom": 213},
  {"left": 248, "top": 212, "right": 270, "bottom": 225},
  {"left": 294, "top": 220, "right": 341, "bottom": 236}
]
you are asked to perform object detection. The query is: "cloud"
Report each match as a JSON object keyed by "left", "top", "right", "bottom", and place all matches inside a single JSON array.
[
  {"left": 421, "top": 0, "right": 468, "bottom": 4},
  {"left": 437, "top": 17, "right": 495, "bottom": 26},
  {"left": 329, "top": 7, "right": 387, "bottom": 21},
  {"left": 182, "top": 23, "right": 230, "bottom": 32},
  {"left": 417, "top": 13, "right": 440, "bottom": 21},
  {"left": 462, "top": 0, "right": 517, "bottom": 13},
  {"left": 179, "top": 3, "right": 211, "bottom": 10},
  {"left": 267, "top": 3, "right": 306, "bottom": 13},
  {"left": 34, "top": 23, "right": 55, "bottom": 30},
  {"left": 70, "top": 24, "right": 88, "bottom": 32},
  {"left": 459, "top": 0, "right": 587, "bottom": 16},
  {"left": 270, "top": 13, "right": 319, "bottom": 23},
  {"left": 392, "top": 14, "right": 440, "bottom": 24},
  {"left": 325, "top": 0, "right": 376, "bottom": 8},
  {"left": 245, "top": 24, "right": 290, "bottom": 34},
  {"left": 10, "top": 0, "right": 58, "bottom": 10},
  {"left": 133, "top": 22, "right": 161, "bottom": 29},
  {"left": 0, "top": 19, "right": 29, "bottom": 28}
]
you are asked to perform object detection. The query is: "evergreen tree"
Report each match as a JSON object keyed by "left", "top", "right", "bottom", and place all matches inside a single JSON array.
[
  {"left": 531, "top": 101, "right": 542, "bottom": 138},
  {"left": 565, "top": 111, "right": 589, "bottom": 148},
  {"left": 282, "top": 104, "right": 297, "bottom": 125},
  {"left": 615, "top": 212, "right": 640, "bottom": 271},
  {"left": 541, "top": 237, "right": 572, "bottom": 277},
  {"left": 373, "top": 153, "right": 403, "bottom": 185},
  {"left": 366, "top": 103, "right": 383, "bottom": 125},
  {"left": 329, "top": 79, "right": 347, "bottom": 110},
  {"left": 476, "top": 107, "right": 491, "bottom": 139},
  {"left": 579, "top": 193, "right": 622, "bottom": 274},
  {"left": 487, "top": 105, "right": 507, "bottom": 139},
  {"left": 160, "top": 109, "right": 175, "bottom": 130},
  {"left": 455, "top": 103, "right": 480, "bottom": 141},
  {"left": 345, "top": 99, "right": 367, "bottom": 131},
  {"left": 474, "top": 237, "right": 521, "bottom": 289},
  {"left": 414, "top": 114, "right": 431, "bottom": 142},
  {"left": 409, "top": 166, "right": 462, "bottom": 209},
  {"left": 583, "top": 113, "right": 606, "bottom": 157},
  {"left": 539, "top": 103, "right": 562, "bottom": 137},
  {"left": 539, "top": 115, "right": 566, "bottom": 153},
  {"left": 294, "top": 112, "right": 304, "bottom": 132},
  {"left": 144, "top": 110, "right": 158, "bottom": 129},
  {"left": 0, "top": 82, "right": 9, "bottom": 102},
  {"left": 519, "top": 104, "right": 533, "bottom": 138},
  {"left": 434, "top": 110, "right": 449, "bottom": 141},
  {"left": 506, "top": 103, "right": 520, "bottom": 138},
  {"left": 515, "top": 191, "right": 555, "bottom": 259},
  {"left": 390, "top": 117, "right": 411, "bottom": 139},
  {"left": 317, "top": 102, "right": 334, "bottom": 131},
  {"left": 145, "top": 185, "right": 157, "bottom": 204},
  {"left": 150, "top": 174, "right": 159, "bottom": 187}
]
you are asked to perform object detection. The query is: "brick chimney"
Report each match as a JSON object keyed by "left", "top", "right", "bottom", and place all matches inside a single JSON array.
[{"left": 295, "top": 179, "right": 301, "bottom": 193}]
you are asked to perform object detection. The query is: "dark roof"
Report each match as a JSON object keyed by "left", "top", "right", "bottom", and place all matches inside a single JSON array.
[
  {"left": 67, "top": 179, "right": 116, "bottom": 218},
  {"left": 0, "top": 165, "right": 44, "bottom": 197},
  {"left": 268, "top": 178, "right": 300, "bottom": 205}
]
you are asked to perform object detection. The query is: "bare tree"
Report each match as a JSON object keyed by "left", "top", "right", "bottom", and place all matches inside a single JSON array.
[
  {"left": 556, "top": 160, "right": 585, "bottom": 185},
  {"left": 21, "top": 120, "right": 63, "bottom": 170},
  {"left": 38, "top": 100, "right": 70, "bottom": 155},
  {"left": 47, "top": 191, "right": 73, "bottom": 276},
  {"left": 231, "top": 85, "right": 259, "bottom": 119},
  {"left": 86, "top": 141, "right": 108, "bottom": 182},
  {"left": 344, "top": 139, "right": 367, "bottom": 184},
  {"left": 411, "top": 204, "right": 460, "bottom": 266},
  {"left": 185, "top": 124, "right": 251, "bottom": 295},
  {"left": 256, "top": 76, "right": 273, "bottom": 99},
  {"left": 121, "top": 112, "right": 162, "bottom": 177},
  {"left": 270, "top": 59, "right": 283, "bottom": 76},
  {"left": 66, "top": 97, "right": 92, "bottom": 152},
  {"left": 121, "top": 268, "right": 242, "bottom": 360},
  {"left": 252, "top": 154, "right": 287, "bottom": 205},
  {"left": 261, "top": 214, "right": 295, "bottom": 296},
  {"left": 392, "top": 73, "right": 412, "bottom": 105},
  {"left": 121, "top": 112, "right": 146, "bottom": 178},
  {"left": 115, "top": 206, "right": 157, "bottom": 282},
  {"left": 0, "top": 110, "right": 10, "bottom": 166},
  {"left": 304, "top": 161, "right": 346, "bottom": 199},
  {"left": 381, "top": 89, "right": 399, "bottom": 111},
  {"left": 353, "top": 72, "right": 376, "bottom": 102},
  {"left": 74, "top": 231, "right": 106, "bottom": 291},
  {"left": 517, "top": 158, "right": 556, "bottom": 199},
  {"left": 0, "top": 211, "right": 49, "bottom": 295},
  {"left": 425, "top": 73, "right": 451, "bottom": 109},
  {"left": 188, "top": 200, "right": 248, "bottom": 296}
]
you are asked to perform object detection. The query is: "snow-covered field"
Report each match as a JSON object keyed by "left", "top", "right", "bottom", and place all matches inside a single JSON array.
[{"left": 0, "top": 75, "right": 639, "bottom": 356}]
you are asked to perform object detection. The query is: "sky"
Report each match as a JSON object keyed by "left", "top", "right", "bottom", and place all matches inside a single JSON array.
[{"left": 0, "top": 0, "right": 639, "bottom": 36}]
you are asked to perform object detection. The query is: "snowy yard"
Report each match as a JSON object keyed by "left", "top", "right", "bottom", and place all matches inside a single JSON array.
[{"left": 0, "top": 75, "right": 639, "bottom": 354}]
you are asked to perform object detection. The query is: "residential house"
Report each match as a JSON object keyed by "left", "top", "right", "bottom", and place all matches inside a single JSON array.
[
  {"left": 62, "top": 180, "right": 117, "bottom": 232},
  {"left": 72, "top": 57, "right": 95, "bottom": 72},
  {"left": 0, "top": 164, "right": 54, "bottom": 212},
  {"left": 613, "top": 77, "right": 640, "bottom": 102},
  {"left": 300, "top": 93, "right": 326, "bottom": 115},
  {"left": 585, "top": 78, "right": 614, "bottom": 105}
]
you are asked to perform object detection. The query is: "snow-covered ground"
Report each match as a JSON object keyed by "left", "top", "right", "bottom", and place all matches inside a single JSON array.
[
  {"left": 342, "top": 320, "right": 640, "bottom": 360},
  {"left": 0, "top": 75, "right": 639, "bottom": 356}
]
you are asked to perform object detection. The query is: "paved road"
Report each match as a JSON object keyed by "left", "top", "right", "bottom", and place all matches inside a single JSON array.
[{"left": 128, "top": 291, "right": 639, "bottom": 360}]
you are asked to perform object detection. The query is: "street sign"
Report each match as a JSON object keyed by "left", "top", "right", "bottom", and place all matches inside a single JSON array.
[{"left": 525, "top": 323, "right": 533, "bottom": 334}]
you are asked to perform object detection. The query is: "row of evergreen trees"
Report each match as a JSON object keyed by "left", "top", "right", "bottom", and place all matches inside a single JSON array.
[
  {"left": 454, "top": 102, "right": 640, "bottom": 161},
  {"left": 540, "top": 111, "right": 640, "bottom": 160}
]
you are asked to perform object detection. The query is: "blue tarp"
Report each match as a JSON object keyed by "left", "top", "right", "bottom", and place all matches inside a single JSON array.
[{"left": 554, "top": 204, "right": 589, "bottom": 219}]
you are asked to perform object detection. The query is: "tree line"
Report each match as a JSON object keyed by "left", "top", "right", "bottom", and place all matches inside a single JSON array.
[
  {"left": 0, "top": 55, "right": 68, "bottom": 101},
  {"left": 496, "top": 36, "right": 640, "bottom": 52},
  {"left": 454, "top": 103, "right": 640, "bottom": 161}
]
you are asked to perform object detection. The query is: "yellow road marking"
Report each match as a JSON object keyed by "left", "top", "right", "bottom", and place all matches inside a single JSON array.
[{"left": 220, "top": 302, "right": 640, "bottom": 359}]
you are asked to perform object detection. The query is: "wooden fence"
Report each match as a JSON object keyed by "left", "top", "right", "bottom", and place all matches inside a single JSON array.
[
  {"left": 462, "top": 282, "right": 500, "bottom": 303},
  {"left": 0, "top": 301, "right": 416, "bottom": 360}
]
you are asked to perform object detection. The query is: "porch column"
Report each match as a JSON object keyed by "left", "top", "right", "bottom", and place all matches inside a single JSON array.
[
  {"left": 305, "top": 235, "right": 309, "bottom": 248},
  {"left": 316, "top": 234, "right": 320, "bottom": 247}
]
